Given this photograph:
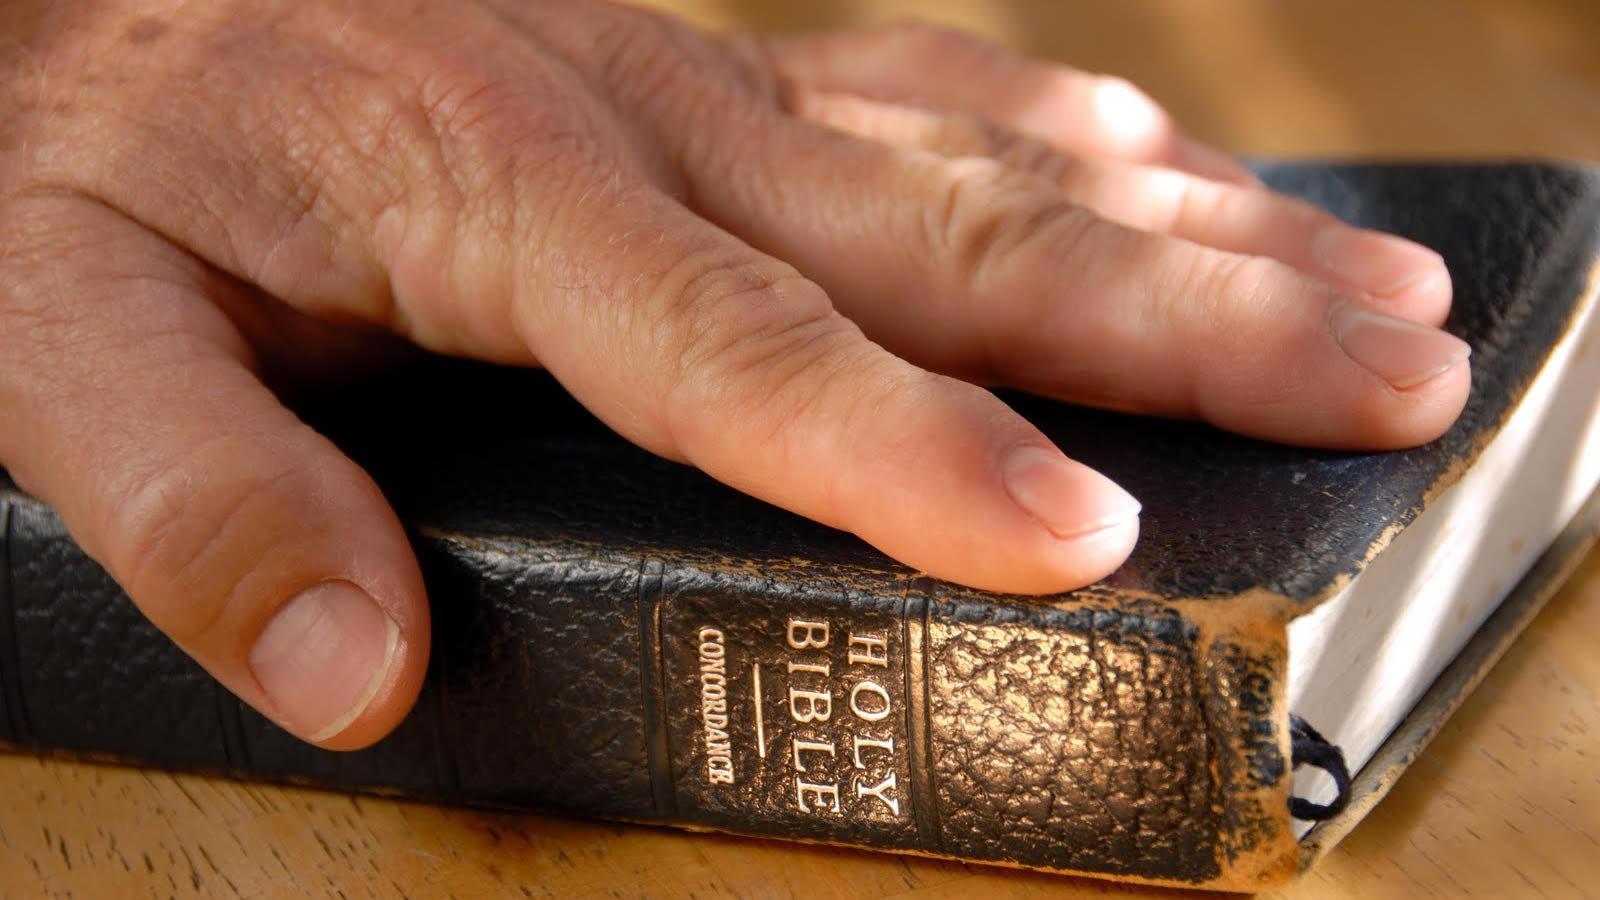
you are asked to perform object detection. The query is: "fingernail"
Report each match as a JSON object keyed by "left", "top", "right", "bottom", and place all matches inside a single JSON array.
[
  {"left": 1330, "top": 301, "right": 1471, "bottom": 389},
  {"left": 1002, "top": 445, "right": 1141, "bottom": 539},
  {"left": 249, "top": 581, "right": 399, "bottom": 743},
  {"left": 1313, "top": 226, "right": 1446, "bottom": 296}
]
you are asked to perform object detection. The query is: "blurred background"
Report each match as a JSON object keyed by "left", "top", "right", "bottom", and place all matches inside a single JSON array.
[{"left": 642, "top": 0, "right": 1600, "bottom": 161}]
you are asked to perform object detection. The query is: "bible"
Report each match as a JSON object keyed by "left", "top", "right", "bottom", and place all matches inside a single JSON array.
[{"left": 2, "top": 162, "right": 1597, "bottom": 891}]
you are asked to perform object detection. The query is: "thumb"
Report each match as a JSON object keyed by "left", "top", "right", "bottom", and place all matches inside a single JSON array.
[{"left": 0, "top": 192, "right": 428, "bottom": 750}]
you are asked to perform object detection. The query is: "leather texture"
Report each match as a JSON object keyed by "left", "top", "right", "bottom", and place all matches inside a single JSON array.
[{"left": 1, "top": 163, "right": 1596, "bottom": 891}]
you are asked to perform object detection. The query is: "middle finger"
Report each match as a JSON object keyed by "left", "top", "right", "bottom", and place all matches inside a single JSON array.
[
  {"left": 669, "top": 91, "right": 1470, "bottom": 451},
  {"left": 793, "top": 90, "right": 1451, "bottom": 326}
]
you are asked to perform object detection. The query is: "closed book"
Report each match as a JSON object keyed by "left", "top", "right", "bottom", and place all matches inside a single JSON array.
[{"left": 2, "top": 162, "right": 1597, "bottom": 891}]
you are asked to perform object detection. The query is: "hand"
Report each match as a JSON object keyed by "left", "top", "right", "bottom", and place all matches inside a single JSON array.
[{"left": 0, "top": 2, "right": 1469, "bottom": 749}]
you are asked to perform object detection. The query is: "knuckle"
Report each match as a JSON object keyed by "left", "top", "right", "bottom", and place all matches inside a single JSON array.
[
  {"left": 659, "top": 254, "right": 835, "bottom": 379},
  {"left": 265, "top": 73, "right": 428, "bottom": 243},
  {"left": 717, "top": 31, "right": 787, "bottom": 105},
  {"left": 284, "top": 56, "right": 607, "bottom": 274},
  {"left": 927, "top": 159, "right": 1099, "bottom": 295},
  {"left": 573, "top": 8, "right": 765, "bottom": 176},
  {"left": 669, "top": 320, "right": 887, "bottom": 481},
  {"left": 420, "top": 63, "right": 612, "bottom": 186},
  {"left": 102, "top": 435, "right": 301, "bottom": 649},
  {"left": 1190, "top": 255, "right": 1315, "bottom": 419},
  {"left": 421, "top": 68, "right": 614, "bottom": 250},
  {"left": 1200, "top": 253, "right": 1279, "bottom": 328},
  {"left": 0, "top": 192, "right": 167, "bottom": 437},
  {"left": 655, "top": 256, "right": 858, "bottom": 453},
  {"left": 393, "top": 62, "right": 626, "bottom": 349},
  {"left": 590, "top": 11, "right": 702, "bottom": 106},
  {"left": 1173, "top": 251, "right": 1283, "bottom": 388},
  {"left": 1158, "top": 171, "right": 1218, "bottom": 234},
  {"left": 0, "top": 188, "right": 142, "bottom": 352},
  {"left": 927, "top": 110, "right": 1002, "bottom": 158},
  {"left": 990, "top": 127, "right": 1078, "bottom": 183}
]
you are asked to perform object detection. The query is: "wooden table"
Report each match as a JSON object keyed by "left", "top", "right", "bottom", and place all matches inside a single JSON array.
[{"left": 5, "top": 1, "right": 1599, "bottom": 897}]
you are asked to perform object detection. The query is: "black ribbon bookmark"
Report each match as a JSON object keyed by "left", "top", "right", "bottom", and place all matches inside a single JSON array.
[{"left": 1288, "top": 713, "right": 1352, "bottom": 820}]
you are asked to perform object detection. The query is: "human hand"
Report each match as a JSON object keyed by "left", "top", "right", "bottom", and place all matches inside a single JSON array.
[{"left": 0, "top": 2, "right": 1469, "bottom": 749}]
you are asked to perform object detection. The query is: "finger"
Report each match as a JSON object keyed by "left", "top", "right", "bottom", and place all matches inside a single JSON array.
[
  {"left": 514, "top": 184, "right": 1141, "bottom": 594},
  {"left": 28, "top": 5, "right": 1137, "bottom": 594},
  {"left": 766, "top": 22, "right": 1258, "bottom": 186},
  {"left": 793, "top": 90, "right": 1451, "bottom": 325},
  {"left": 676, "top": 111, "right": 1470, "bottom": 451},
  {"left": 0, "top": 192, "right": 428, "bottom": 749}
]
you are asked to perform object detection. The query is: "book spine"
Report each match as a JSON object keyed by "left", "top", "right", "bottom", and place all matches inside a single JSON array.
[{"left": 0, "top": 488, "right": 1295, "bottom": 888}]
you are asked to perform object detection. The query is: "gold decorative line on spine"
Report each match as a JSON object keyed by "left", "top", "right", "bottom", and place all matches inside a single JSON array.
[{"left": 752, "top": 664, "right": 766, "bottom": 758}]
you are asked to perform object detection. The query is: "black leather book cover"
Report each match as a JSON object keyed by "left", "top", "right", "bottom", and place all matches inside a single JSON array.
[{"left": 1, "top": 163, "right": 1597, "bottom": 890}]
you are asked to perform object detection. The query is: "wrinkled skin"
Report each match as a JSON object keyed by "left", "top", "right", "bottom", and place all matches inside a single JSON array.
[{"left": 0, "top": 1, "right": 1468, "bottom": 748}]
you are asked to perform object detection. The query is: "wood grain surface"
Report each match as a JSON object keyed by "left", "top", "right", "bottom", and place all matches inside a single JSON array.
[{"left": 4, "top": 1, "right": 1599, "bottom": 897}]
